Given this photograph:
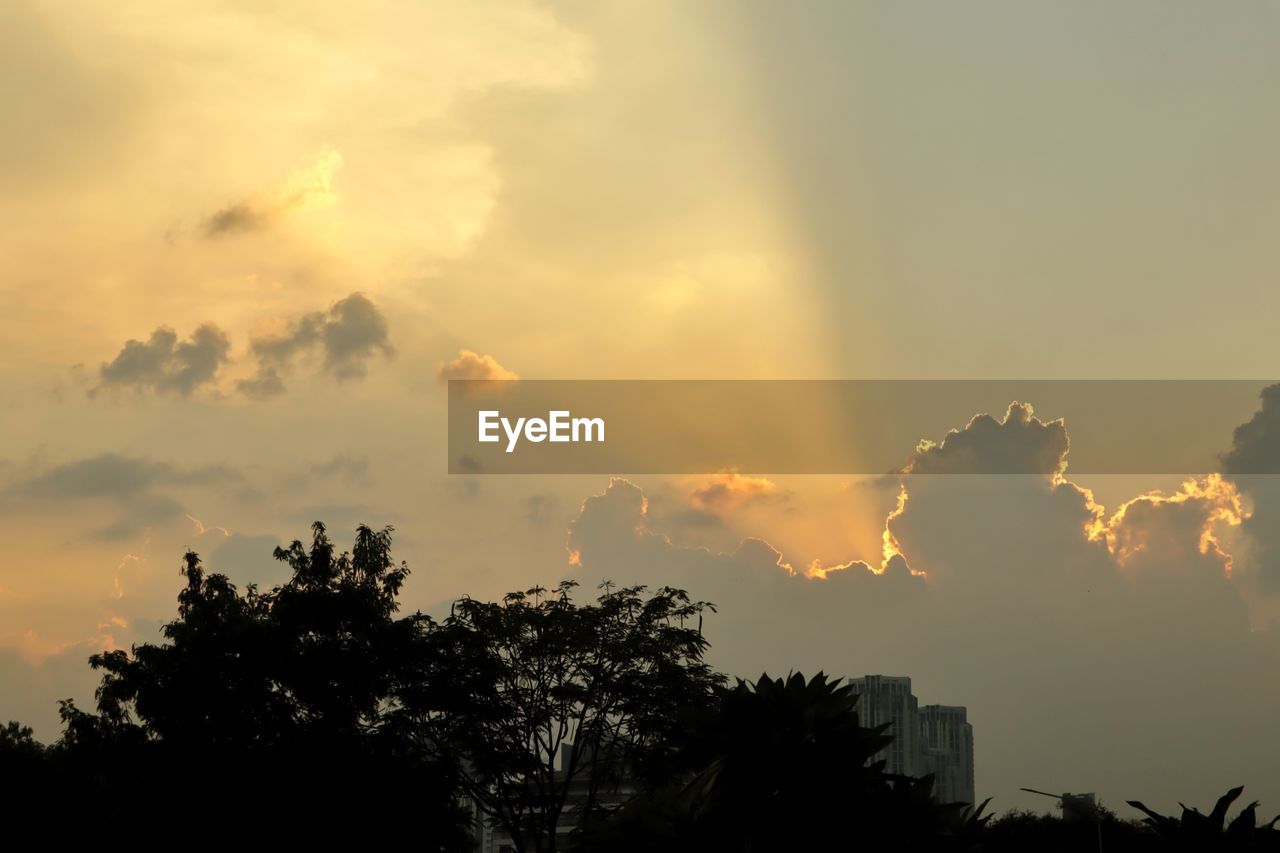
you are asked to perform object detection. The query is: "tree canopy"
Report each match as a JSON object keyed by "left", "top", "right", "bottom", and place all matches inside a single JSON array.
[
  {"left": 3, "top": 521, "right": 1279, "bottom": 852},
  {"left": 396, "top": 580, "right": 724, "bottom": 852}
]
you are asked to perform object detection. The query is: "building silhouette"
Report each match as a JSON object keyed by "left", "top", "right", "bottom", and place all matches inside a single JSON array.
[
  {"left": 921, "top": 704, "right": 975, "bottom": 805},
  {"left": 850, "top": 675, "right": 975, "bottom": 804},
  {"left": 849, "top": 675, "right": 922, "bottom": 777}
]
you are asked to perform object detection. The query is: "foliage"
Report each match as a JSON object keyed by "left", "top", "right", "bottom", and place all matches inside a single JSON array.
[
  {"left": 1129, "top": 786, "right": 1280, "bottom": 851},
  {"left": 580, "top": 671, "right": 991, "bottom": 852},
  {"left": 6, "top": 521, "right": 1279, "bottom": 852},
  {"left": 984, "top": 807, "right": 1159, "bottom": 853},
  {"left": 394, "top": 580, "right": 723, "bottom": 853},
  {"left": 26, "top": 523, "right": 471, "bottom": 846}
]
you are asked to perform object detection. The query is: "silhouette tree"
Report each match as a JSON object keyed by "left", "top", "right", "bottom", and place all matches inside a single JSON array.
[
  {"left": 0, "top": 720, "right": 50, "bottom": 808},
  {"left": 54, "top": 522, "right": 471, "bottom": 846},
  {"left": 580, "top": 672, "right": 990, "bottom": 852},
  {"left": 395, "top": 580, "right": 723, "bottom": 853}
]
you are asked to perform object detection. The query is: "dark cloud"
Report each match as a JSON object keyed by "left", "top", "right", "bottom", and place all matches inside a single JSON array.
[
  {"left": 4, "top": 454, "right": 241, "bottom": 540},
  {"left": 204, "top": 201, "right": 269, "bottom": 237},
  {"left": 903, "top": 402, "right": 1069, "bottom": 476},
  {"left": 201, "top": 149, "right": 340, "bottom": 237},
  {"left": 1220, "top": 384, "right": 1280, "bottom": 591},
  {"left": 235, "top": 365, "right": 286, "bottom": 400},
  {"left": 12, "top": 454, "right": 238, "bottom": 500},
  {"left": 1221, "top": 383, "right": 1280, "bottom": 475},
  {"left": 238, "top": 293, "right": 394, "bottom": 396},
  {"left": 92, "top": 295, "right": 392, "bottom": 402},
  {"left": 94, "top": 324, "right": 231, "bottom": 397}
]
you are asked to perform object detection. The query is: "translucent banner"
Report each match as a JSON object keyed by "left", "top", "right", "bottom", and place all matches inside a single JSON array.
[{"left": 447, "top": 380, "right": 1276, "bottom": 475}]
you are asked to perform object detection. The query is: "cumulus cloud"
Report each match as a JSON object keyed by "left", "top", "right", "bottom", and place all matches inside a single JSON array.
[
  {"left": 1221, "top": 384, "right": 1280, "bottom": 475},
  {"left": 436, "top": 349, "right": 519, "bottom": 382},
  {"left": 204, "top": 148, "right": 343, "bottom": 237},
  {"left": 566, "top": 477, "right": 914, "bottom": 612},
  {"left": 94, "top": 324, "right": 231, "bottom": 397},
  {"left": 238, "top": 292, "right": 395, "bottom": 397},
  {"left": 563, "top": 400, "right": 1279, "bottom": 811},
  {"left": 1219, "top": 383, "right": 1280, "bottom": 592},
  {"left": 92, "top": 293, "right": 393, "bottom": 402},
  {"left": 1100, "top": 476, "right": 1245, "bottom": 577},
  {"left": 903, "top": 402, "right": 1069, "bottom": 476}
]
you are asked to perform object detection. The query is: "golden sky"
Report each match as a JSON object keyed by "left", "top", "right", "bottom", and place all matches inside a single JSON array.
[{"left": 5, "top": 0, "right": 1280, "bottom": 815}]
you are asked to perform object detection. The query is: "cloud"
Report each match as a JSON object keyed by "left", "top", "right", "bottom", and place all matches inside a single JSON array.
[
  {"left": 1219, "top": 383, "right": 1280, "bottom": 592},
  {"left": 94, "top": 295, "right": 395, "bottom": 401},
  {"left": 1100, "top": 476, "right": 1245, "bottom": 576},
  {"left": 689, "top": 472, "right": 781, "bottom": 511},
  {"left": 11, "top": 454, "right": 238, "bottom": 500},
  {"left": 566, "top": 476, "right": 912, "bottom": 602},
  {"left": 238, "top": 292, "right": 395, "bottom": 396},
  {"left": 903, "top": 402, "right": 1069, "bottom": 476},
  {"left": 3, "top": 454, "right": 241, "bottom": 540},
  {"left": 203, "top": 148, "right": 343, "bottom": 237},
  {"left": 562, "top": 398, "right": 1280, "bottom": 812},
  {"left": 236, "top": 365, "right": 286, "bottom": 400},
  {"left": 436, "top": 349, "right": 519, "bottom": 382},
  {"left": 204, "top": 201, "right": 270, "bottom": 237},
  {"left": 1222, "top": 384, "right": 1280, "bottom": 475},
  {"left": 93, "top": 324, "right": 231, "bottom": 397}
]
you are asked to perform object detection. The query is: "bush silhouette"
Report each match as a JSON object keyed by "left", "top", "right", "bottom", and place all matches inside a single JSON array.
[
  {"left": 580, "top": 672, "right": 990, "bottom": 852},
  {"left": 1129, "top": 786, "right": 1280, "bottom": 851}
]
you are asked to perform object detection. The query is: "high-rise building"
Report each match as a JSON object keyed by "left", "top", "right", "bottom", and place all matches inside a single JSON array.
[
  {"left": 849, "top": 675, "right": 922, "bottom": 777},
  {"left": 920, "top": 704, "right": 975, "bottom": 805},
  {"left": 850, "top": 675, "right": 976, "bottom": 804}
]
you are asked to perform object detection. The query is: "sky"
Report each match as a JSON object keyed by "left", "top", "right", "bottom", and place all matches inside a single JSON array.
[{"left": 4, "top": 0, "right": 1280, "bottom": 816}]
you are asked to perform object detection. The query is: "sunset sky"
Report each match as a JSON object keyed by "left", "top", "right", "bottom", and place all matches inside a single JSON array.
[{"left": 5, "top": 0, "right": 1280, "bottom": 814}]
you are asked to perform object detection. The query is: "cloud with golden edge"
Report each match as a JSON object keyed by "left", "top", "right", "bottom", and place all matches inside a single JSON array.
[
  {"left": 689, "top": 472, "right": 779, "bottom": 511},
  {"left": 204, "top": 148, "right": 343, "bottom": 237},
  {"left": 437, "top": 349, "right": 519, "bottom": 382},
  {"left": 903, "top": 402, "right": 1069, "bottom": 478},
  {"left": 1090, "top": 474, "right": 1247, "bottom": 575}
]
